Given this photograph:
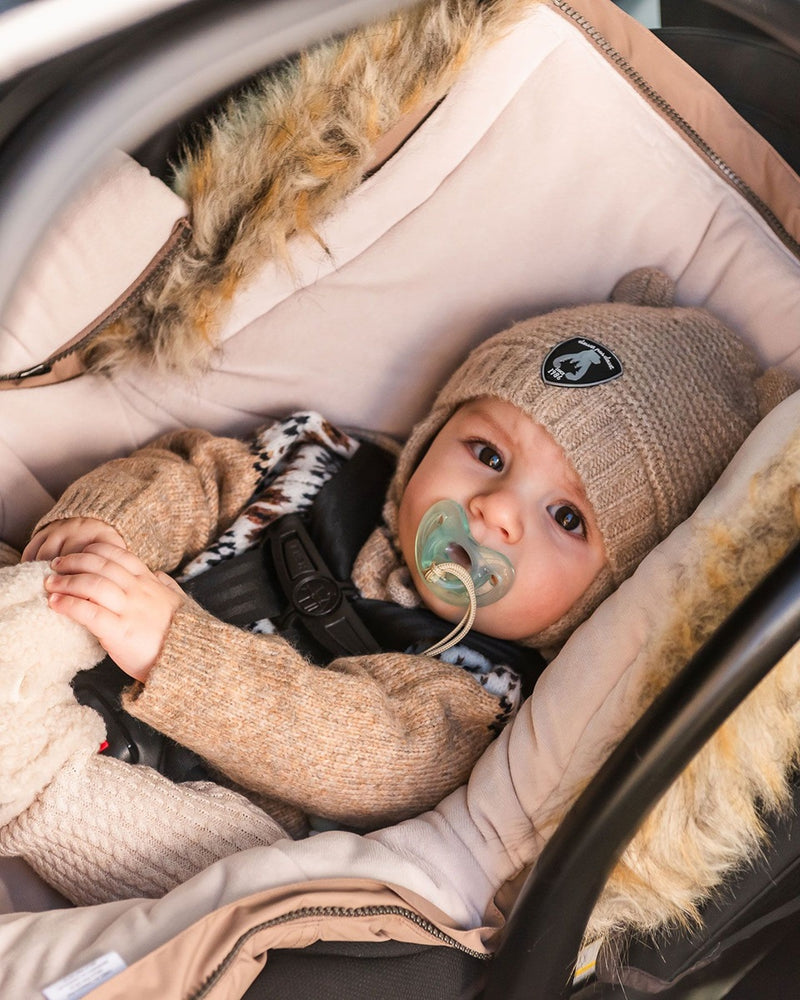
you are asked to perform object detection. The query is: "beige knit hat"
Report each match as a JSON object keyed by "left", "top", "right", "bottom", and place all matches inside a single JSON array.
[{"left": 388, "top": 267, "right": 797, "bottom": 649}]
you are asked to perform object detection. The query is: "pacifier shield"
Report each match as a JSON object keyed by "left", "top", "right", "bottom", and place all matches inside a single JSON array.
[{"left": 415, "top": 500, "right": 514, "bottom": 607}]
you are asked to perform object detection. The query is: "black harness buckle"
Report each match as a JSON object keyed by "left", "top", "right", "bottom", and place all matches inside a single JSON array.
[{"left": 268, "top": 514, "right": 381, "bottom": 657}]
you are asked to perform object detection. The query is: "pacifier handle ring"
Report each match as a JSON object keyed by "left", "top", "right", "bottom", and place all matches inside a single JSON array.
[{"left": 421, "top": 562, "right": 477, "bottom": 657}]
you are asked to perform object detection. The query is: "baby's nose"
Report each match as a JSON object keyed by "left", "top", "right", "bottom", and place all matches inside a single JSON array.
[{"left": 469, "top": 490, "right": 523, "bottom": 544}]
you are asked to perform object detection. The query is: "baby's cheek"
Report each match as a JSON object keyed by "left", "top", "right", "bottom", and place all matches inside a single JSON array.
[
  {"left": 415, "top": 578, "right": 462, "bottom": 625},
  {"left": 396, "top": 500, "right": 415, "bottom": 566}
]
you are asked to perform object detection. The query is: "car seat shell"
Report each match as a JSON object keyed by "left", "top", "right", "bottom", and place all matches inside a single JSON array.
[{"left": 0, "top": 0, "right": 798, "bottom": 997}]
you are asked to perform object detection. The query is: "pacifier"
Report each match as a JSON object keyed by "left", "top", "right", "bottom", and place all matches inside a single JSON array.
[{"left": 414, "top": 500, "right": 515, "bottom": 608}]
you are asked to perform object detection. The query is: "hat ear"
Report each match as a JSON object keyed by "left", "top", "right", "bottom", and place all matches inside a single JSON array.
[{"left": 611, "top": 267, "right": 675, "bottom": 307}]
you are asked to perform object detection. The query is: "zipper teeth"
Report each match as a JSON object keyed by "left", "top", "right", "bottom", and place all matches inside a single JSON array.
[
  {"left": 0, "top": 218, "right": 191, "bottom": 383},
  {"left": 551, "top": 0, "right": 800, "bottom": 260},
  {"left": 187, "top": 904, "right": 490, "bottom": 1000}
]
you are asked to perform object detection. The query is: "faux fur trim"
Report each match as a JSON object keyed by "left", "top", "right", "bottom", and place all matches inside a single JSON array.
[
  {"left": 578, "top": 429, "right": 800, "bottom": 944},
  {"left": 81, "top": 0, "right": 537, "bottom": 376}
]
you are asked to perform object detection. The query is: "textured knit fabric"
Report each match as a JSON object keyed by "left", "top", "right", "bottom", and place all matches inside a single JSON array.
[
  {"left": 0, "top": 415, "right": 513, "bottom": 905},
  {"left": 0, "top": 542, "right": 19, "bottom": 569},
  {"left": 385, "top": 267, "right": 797, "bottom": 649},
  {"left": 0, "top": 562, "right": 105, "bottom": 826},
  {"left": 0, "top": 562, "right": 281, "bottom": 907},
  {"left": 0, "top": 752, "right": 286, "bottom": 907}
]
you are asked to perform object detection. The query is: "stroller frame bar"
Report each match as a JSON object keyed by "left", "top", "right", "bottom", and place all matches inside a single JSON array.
[{"left": 486, "top": 539, "right": 800, "bottom": 999}]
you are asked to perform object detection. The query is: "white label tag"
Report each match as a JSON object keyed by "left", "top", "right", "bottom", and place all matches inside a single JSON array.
[
  {"left": 43, "top": 951, "right": 127, "bottom": 1000},
  {"left": 573, "top": 937, "right": 602, "bottom": 984}
]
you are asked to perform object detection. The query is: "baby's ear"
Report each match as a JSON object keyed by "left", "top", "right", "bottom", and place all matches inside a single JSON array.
[{"left": 611, "top": 267, "right": 675, "bottom": 307}]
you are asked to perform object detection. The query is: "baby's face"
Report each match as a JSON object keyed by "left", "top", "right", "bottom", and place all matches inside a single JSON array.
[{"left": 397, "top": 398, "right": 606, "bottom": 640}]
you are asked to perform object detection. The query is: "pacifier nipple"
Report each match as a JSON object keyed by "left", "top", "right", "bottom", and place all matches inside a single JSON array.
[{"left": 414, "top": 500, "right": 514, "bottom": 608}]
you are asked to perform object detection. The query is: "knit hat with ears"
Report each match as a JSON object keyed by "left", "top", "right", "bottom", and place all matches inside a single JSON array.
[{"left": 386, "top": 267, "right": 797, "bottom": 651}]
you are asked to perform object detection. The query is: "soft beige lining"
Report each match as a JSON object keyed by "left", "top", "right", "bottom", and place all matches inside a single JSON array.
[
  {"left": 0, "top": 219, "right": 191, "bottom": 390},
  {"left": 549, "top": 0, "right": 800, "bottom": 250}
]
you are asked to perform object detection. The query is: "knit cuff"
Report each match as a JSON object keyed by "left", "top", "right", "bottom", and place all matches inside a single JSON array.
[
  {"left": 121, "top": 600, "right": 223, "bottom": 730},
  {"left": 33, "top": 479, "right": 165, "bottom": 570}
]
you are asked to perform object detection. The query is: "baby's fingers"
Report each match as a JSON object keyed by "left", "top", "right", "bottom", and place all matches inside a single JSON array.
[
  {"left": 47, "top": 545, "right": 149, "bottom": 593},
  {"left": 46, "top": 589, "right": 121, "bottom": 645},
  {"left": 22, "top": 518, "right": 126, "bottom": 562},
  {"left": 82, "top": 542, "right": 145, "bottom": 565},
  {"left": 45, "top": 565, "right": 127, "bottom": 616},
  {"left": 23, "top": 528, "right": 71, "bottom": 563},
  {"left": 47, "top": 546, "right": 133, "bottom": 589}
]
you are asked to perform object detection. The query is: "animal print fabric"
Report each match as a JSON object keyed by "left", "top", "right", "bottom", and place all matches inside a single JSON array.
[{"left": 178, "top": 411, "right": 359, "bottom": 586}]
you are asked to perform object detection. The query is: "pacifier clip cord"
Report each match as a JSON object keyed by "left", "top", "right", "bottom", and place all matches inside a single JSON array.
[{"left": 421, "top": 562, "right": 477, "bottom": 657}]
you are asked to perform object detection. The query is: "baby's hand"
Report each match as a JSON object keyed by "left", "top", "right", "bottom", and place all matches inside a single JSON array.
[
  {"left": 22, "top": 517, "right": 127, "bottom": 562},
  {"left": 44, "top": 542, "right": 184, "bottom": 682}
]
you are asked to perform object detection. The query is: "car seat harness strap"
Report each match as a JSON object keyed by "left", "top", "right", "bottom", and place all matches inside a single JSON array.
[{"left": 72, "top": 438, "right": 544, "bottom": 781}]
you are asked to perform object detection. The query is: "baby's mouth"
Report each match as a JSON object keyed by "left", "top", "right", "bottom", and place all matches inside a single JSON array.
[
  {"left": 415, "top": 500, "right": 514, "bottom": 608},
  {"left": 445, "top": 542, "right": 472, "bottom": 570}
]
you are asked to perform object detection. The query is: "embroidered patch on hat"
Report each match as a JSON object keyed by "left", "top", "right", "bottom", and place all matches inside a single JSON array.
[{"left": 541, "top": 338, "right": 623, "bottom": 387}]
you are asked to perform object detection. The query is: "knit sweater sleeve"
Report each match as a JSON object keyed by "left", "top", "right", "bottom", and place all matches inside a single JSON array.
[
  {"left": 32, "top": 430, "right": 259, "bottom": 571},
  {"left": 123, "top": 601, "right": 504, "bottom": 828}
]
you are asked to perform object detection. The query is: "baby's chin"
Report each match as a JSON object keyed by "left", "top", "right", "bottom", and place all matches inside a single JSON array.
[{"left": 416, "top": 584, "right": 533, "bottom": 642}]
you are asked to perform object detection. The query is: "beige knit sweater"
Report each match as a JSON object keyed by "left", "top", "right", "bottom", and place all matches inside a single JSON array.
[{"left": 28, "top": 427, "right": 505, "bottom": 847}]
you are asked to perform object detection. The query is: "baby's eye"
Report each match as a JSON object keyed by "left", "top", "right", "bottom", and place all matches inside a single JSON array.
[
  {"left": 548, "top": 503, "right": 586, "bottom": 536},
  {"left": 469, "top": 441, "right": 504, "bottom": 471}
]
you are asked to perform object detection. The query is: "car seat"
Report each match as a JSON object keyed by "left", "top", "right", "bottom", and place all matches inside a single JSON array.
[
  {"left": 0, "top": 1, "right": 799, "bottom": 998},
  {"left": 652, "top": 0, "right": 800, "bottom": 174}
]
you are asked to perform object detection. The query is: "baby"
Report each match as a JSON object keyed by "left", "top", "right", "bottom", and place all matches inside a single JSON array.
[{"left": 2, "top": 268, "right": 792, "bottom": 905}]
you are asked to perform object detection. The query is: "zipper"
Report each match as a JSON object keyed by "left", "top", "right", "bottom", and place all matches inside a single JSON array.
[
  {"left": 550, "top": 0, "right": 800, "bottom": 261},
  {"left": 0, "top": 217, "right": 191, "bottom": 386},
  {"left": 186, "top": 904, "right": 490, "bottom": 1000}
]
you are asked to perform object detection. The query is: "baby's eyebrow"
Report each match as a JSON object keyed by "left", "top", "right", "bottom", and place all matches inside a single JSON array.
[
  {"left": 463, "top": 404, "right": 509, "bottom": 441},
  {"left": 554, "top": 443, "right": 595, "bottom": 511}
]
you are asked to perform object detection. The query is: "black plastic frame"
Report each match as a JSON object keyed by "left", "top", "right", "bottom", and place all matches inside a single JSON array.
[
  {"left": 484, "top": 541, "right": 800, "bottom": 1000},
  {"left": 704, "top": 0, "right": 800, "bottom": 53}
]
